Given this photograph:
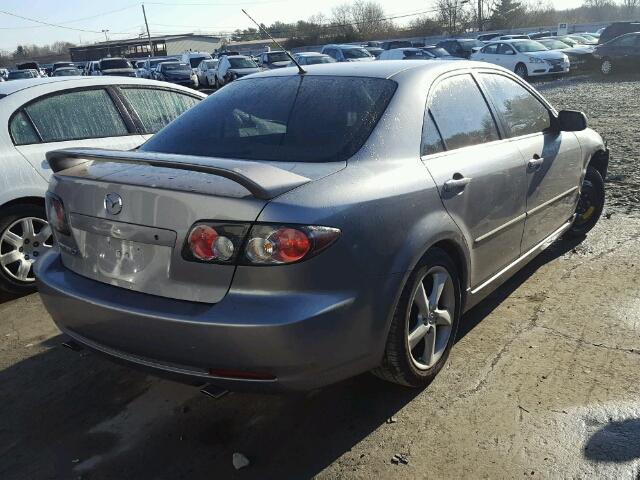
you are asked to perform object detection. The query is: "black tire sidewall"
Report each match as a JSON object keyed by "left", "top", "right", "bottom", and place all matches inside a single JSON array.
[
  {"left": 381, "top": 248, "right": 462, "bottom": 387},
  {"left": 0, "top": 204, "right": 47, "bottom": 294},
  {"left": 569, "top": 166, "right": 605, "bottom": 237}
]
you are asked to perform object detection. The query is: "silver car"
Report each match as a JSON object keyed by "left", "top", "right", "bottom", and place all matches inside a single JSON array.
[{"left": 36, "top": 61, "right": 608, "bottom": 391}]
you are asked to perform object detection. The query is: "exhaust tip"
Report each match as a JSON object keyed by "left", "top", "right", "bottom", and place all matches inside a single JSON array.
[{"left": 61, "top": 340, "right": 84, "bottom": 352}]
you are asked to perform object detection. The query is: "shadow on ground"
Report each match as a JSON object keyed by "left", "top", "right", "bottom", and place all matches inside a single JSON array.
[
  {"left": 584, "top": 418, "right": 640, "bottom": 463},
  {"left": 1, "top": 235, "right": 588, "bottom": 479}
]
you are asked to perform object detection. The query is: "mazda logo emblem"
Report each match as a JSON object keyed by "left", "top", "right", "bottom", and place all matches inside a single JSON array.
[{"left": 104, "top": 193, "right": 123, "bottom": 215}]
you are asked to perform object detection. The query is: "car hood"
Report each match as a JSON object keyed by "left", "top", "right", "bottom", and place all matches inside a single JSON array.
[
  {"left": 346, "top": 57, "right": 376, "bottom": 62},
  {"left": 527, "top": 50, "right": 567, "bottom": 60}
]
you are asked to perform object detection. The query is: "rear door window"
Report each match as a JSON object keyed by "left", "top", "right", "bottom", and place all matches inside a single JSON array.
[
  {"left": 23, "top": 89, "right": 129, "bottom": 142},
  {"left": 479, "top": 74, "right": 551, "bottom": 137},
  {"left": 421, "top": 111, "right": 445, "bottom": 156},
  {"left": 120, "top": 88, "right": 200, "bottom": 134},
  {"left": 141, "top": 76, "right": 397, "bottom": 163},
  {"left": 428, "top": 74, "right": 500, "bottom": 151}
]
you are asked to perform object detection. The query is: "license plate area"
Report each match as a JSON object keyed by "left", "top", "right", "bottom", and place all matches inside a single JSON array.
[{"left": 62, "top": 214, "right": 178, "bottom": 295}]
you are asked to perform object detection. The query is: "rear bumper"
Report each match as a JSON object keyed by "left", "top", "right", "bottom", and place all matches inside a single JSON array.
[{"left": 36, "top": 251, "right": 399, "bottom": 391}]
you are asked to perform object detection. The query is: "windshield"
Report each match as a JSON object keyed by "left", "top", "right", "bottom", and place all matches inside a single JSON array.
[
  {"left": 423, "top": 47, "right": 450, "bottom": 57},
  {"left": 142, "top": 76, "right": 397, "bottom": 163},
  {"left": 228, "top": 58, "right": 257, "bottom": 69},
  {"left": 100, "top": 59, "right": 131, "bottom": 70},
  {"left": 539, "top": 39, "right": 570, "bottom": 50},
  {"left": 8, "top": 70, "right": 33, "bottom": 79},
  {"left": 343, "top": 48, "right": 372, "bottom": 59},
  {"left": 267, "top": 52, "right": 290, "bottom": 63},
  {"left": 189, "top": 56, "right": 208, "bottom": 68},
  {"left": 162, "top": 62, "right": 190, "bottom": 71},
  {"left": 513, "top": 41, "right": 548, "bottom": 53},
  {"left": 202, "top": 60, "right": 217, "bottom": 69},
  {"left": 305, "top": 56, "right": 335, "bottom": 65},
  {"left": 557, "top": 37, "right": 578, "bottom": 46}
]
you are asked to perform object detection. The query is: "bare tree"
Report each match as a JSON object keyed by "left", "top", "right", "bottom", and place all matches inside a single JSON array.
[{"left": 435, "top": 0, "right": 472, "bottom": 34}]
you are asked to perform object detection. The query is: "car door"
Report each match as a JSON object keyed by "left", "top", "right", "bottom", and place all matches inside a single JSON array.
[
  {"left": 497, "top": 43, "right": 518, "bottom": 71},
  {"left": 475, "top": 43, "right": 498, "bottom": 63},
  {"left": 11, "top": 87, "right": 145, "bottom": 181},
  {"left": 422, "top": 73, "right": 528, "bottom": 287},
  {"left": 118, "top": 86, "right": 201, "bottom": 141},
  {"left": 478, "top": 72, "right": 582, "bottom": 251}
]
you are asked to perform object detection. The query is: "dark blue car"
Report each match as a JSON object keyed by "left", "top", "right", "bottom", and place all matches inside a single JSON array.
[{"left": 593, "top": 32, "right": 640, "bottom": 75}]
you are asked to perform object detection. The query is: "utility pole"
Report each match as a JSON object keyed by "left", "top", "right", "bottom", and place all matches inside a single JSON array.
[
  {"left": 142, "top": 4, "right": 154, "bottom": 56},
  {"left": 102, "top": 29, "right": 110, "bottom": 56},
  {"left": 478, "top": 0, "right": 483, "bottom": 32}
]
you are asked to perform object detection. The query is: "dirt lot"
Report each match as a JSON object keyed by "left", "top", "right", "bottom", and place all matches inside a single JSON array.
[{"left": 1, "top": 76, "right": 640, "bottom": 480}]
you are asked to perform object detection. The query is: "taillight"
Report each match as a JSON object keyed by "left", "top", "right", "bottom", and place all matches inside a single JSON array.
[
  {"left": 183, "top": 222, "right": 249, "bottom": 264},
  {"left": 183, "top": 223, "right": 340, "bottom": 265},
  {"left": 45, "top": 193, "right": 70, "bottom": 235},
  {"left": 244, "top": 225, "right": 339, "bottom": 265}
]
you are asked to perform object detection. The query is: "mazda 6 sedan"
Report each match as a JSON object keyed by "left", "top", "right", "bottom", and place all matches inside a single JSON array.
[{"left": 36, "top": 61, "right": 608, "bottom": 391}]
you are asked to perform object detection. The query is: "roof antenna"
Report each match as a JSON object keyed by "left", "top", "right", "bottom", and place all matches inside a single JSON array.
[{"left": 241, "top": 9, "right": 306, "bottom": 75}]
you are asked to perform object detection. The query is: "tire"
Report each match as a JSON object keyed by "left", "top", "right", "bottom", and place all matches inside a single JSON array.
[
  {"left": 372, "top": 248, "right": 461, "bottom": 388},
  {"left": 566, "top": 166, "right": 605, "bottom": 238},
  {"left": 515, "top": 63, "right": 528, "bottom": 79},
  {"left": 600, "top": 58, "right": 613, "bottom": 75},
  {"left": 0, "top": 204, "right": 53, "bottom": 295}
]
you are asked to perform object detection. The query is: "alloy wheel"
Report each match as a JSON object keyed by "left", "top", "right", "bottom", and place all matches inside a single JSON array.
[
  {"left": 601, "top": 60, "right": 612, "bottom": 75},
  {"left": 0, "top": 217, "right": 53, "bottom": 283},
  {"left": 406, "top": 266, "right": 455, "bottom": 370}
]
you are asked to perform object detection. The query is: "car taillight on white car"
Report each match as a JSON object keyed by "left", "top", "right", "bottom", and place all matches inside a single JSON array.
[
  {"left": 45, "top": 193, "right": 70, "bottom": 236},
  {"left": 184, "top": 222, "right": 340, "bottom": 265}
]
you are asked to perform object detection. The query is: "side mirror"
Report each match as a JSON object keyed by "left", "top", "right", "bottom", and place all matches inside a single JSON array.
[{"left": 557, "top": 110, "right": 588, "bottom": 131}]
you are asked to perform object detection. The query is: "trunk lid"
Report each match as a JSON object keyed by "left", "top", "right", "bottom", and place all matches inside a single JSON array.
[{"left": 47, "top": 148, "right": 344, "bottom": 303}]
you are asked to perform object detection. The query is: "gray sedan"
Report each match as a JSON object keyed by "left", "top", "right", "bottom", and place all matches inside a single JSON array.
[{"left": 36, "top": 61, "right": 608, "bottom": 391}]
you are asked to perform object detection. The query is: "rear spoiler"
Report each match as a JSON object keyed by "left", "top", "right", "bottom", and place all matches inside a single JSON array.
[{"left": 46, "top": 148, "right": 311, "bottom": 200}]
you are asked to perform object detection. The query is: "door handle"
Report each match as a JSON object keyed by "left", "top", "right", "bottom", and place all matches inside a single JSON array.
[
  {"left": 527, "top": 156, "right": 544, "bottom": 172},
  {"left": 443, "top": 176, "right": 471, "bottom": 192}
]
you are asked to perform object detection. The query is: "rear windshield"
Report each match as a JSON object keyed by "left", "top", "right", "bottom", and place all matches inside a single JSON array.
[
  {"left": 305, "top": 56, "right": 334, "bottom": 64},
  {"left": 423, "top": 47, "right": 450, "bottom": 57},
  {"left": 162, "top": 62, "right": 190, "bottom": 71},
  {"left": 228, "top": 58, "right": 257, "bottom": 68},
  {"left": 267, "top": 52, "right": 289, "bottom": 63},
  {"left": 8, "top": 70, "right": 34, "bottom": 79},
  {"left": 342, "top": 48, "right": 372, "bottom": 59},
  {"left": 189, "top": 56, "right": 208, "bottom": 68},
  {"left": 141, "top": 76, "right": 396, "bottom": 163},
  {"left": 100, "top": 59, "right": 131, "bottom": 70}
]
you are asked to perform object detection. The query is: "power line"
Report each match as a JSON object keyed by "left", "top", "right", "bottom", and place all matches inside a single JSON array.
[{"left": 0, "top": 8, "right": 133, "bottom": 34}]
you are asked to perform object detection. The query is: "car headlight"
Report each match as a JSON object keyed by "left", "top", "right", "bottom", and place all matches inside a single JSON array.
[{"left": 528, "top": 56, "right": 545, "bottom": 64}]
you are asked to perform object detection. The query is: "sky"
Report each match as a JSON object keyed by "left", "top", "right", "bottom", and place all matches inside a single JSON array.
[{"left": 0, "top": 0, "right": 586, "bottom": 52}]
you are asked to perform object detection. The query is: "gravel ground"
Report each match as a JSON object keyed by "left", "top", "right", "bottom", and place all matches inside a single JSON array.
[
  {"left": 1, "top": 75, "right": 639, "bottom": 480},
  {"left": 537, "top": 74, "right": 640, "bottom": 215}
]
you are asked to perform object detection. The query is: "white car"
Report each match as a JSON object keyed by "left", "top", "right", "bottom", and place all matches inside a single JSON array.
[
  {"left": 471, "top": 40, "right": 570, "bottom": 78},
  {"left": 181, "top": 51, "right": 213, "bottom": 84},
  {"left": 0, "top": 77, "right": 205, "bottom": 293},
  {"left": 195, "top": 58, "right": 219, "bottom": 88}
]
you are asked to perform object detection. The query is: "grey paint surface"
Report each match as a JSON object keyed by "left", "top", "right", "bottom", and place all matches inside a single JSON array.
[{"left": 35, "top": 61, "right": 606, "bottom": 390}]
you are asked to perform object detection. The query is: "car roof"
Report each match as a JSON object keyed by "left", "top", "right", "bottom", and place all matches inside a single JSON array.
[
  {"left": 295, "top": 52, "right": 327, "bottom": 56},
  {"left": 243, "top": 59, "right": 495, "bottom": 81},
  {"left": 0, "top": 76, "right": 206, "bottom": 98},
  {"left": 324, "top": 44, "right": 366, "bottom": 49}
]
